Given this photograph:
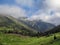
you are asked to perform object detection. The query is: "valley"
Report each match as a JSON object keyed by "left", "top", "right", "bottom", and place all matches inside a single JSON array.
[{"left": 0, "top": 15, "right": 60, "bottom": 45}]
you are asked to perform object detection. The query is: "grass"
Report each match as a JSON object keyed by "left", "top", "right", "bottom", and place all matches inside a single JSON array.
[{"left": 0, "top": 32, "right": 60, "bottom": 45}]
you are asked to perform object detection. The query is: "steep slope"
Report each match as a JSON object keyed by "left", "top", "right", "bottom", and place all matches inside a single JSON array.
[
  {"left": 38, "top": 25, "right": 60, "bottom": 36},
  {"left": 7, "top": 16, "right": 37, "bottom": 32},
  {"left": 43, "top": 25, "right": 60, "bottom": 35},
  {"left": 18, "top": 18, "right": 55, "bottom": 32},
  {"left": 0, "top": 15, "right": 37, "bottom": 36}
]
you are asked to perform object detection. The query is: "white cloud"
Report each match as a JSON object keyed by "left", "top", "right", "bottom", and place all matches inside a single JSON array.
[
  {"left": 28, "top": 11, "right": 60, "bottom": 25},
  {"left": 47, "top": 12, "right": 60, "bottom": 25},
  {"left": 1, "top": 0, "right": 60, "bottom": 25},
  {"left": 0, "top": 5, "right": 26, "bottom": 18},
  {"left": 45, "top": 0, "right": 60, "bottom": 10},
  {"left": 27, "top": 0, "right": 60, "bottom": 25},
  {"left": 15, "top": 0, "right": 34, "bottom": 8},
  {"left": 28, "top": 13, "right": 50, "bottom": 21}
]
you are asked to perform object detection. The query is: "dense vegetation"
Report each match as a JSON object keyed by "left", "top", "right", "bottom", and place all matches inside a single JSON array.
[
  {"left": 0, "top": 15, "right": 37, "bottom": 36},
  {"left": 0, "top": 32, "right": 60, "bottom": 45},
  {"left": 0, "top": 15, "right": 60, "bottom": 45}
]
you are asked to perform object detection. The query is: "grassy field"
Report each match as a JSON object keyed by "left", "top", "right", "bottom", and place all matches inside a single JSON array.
[{"left": 0, "top": 33, "right": 60, "bottom": 45}]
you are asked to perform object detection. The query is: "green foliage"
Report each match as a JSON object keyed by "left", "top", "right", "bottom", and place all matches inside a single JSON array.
[
  {"left": 0, "top": 15, "right": 37, "bottom": 36},
  {"left": 0, "top": 15, "right": 60, "bottom": 45},
  {"left": 0, "top": 33, "right": 60, "bottom": 45}
]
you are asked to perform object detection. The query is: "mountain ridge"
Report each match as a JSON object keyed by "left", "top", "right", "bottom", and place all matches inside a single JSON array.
[
  {"left": 0, "top": 15, "right": 38, "bottom": 36},
  {"left": 18, "top": 17, "right": 55, "bottom": 32}
]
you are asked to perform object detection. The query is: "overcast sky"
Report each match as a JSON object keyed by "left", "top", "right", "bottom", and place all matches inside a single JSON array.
[{"left": 0, "top": 0, "right": 60, "bottom": 25}]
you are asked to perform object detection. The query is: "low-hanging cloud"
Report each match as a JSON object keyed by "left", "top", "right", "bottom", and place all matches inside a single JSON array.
[
  {"left": 28, "top": 11, "right": 60, "bottom": 25},
  {"left": 0, "top": 5, "right": 26, "bottom": 18}
]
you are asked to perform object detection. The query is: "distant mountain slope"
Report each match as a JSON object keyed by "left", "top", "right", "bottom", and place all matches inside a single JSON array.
[
  {"left": 18, "top": 18, "right": 55, "bottom": 32},
  {"left": 0, "top": 15, "right": 37, "bottom": 36},
  {"left": 0, "top": 15, "right": 56, "bottom": 36},
  {"left": 44, "top": 25, "right": 60, "bottom": 35},
  {"left": 7, "top": 16, "right": 37, "bottom": 32}
]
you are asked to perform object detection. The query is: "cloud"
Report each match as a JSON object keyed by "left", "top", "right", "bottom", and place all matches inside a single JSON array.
[
  {"left": 27, "top": 13, "right": 50, "bottom": 21},
  {"left": 15, "top": 0, "right": 46, "bottom": 16},
  {"left": 27, "top": 0, "right": 60, "bottom": 25},
  {"left": 28, "top": 10, "right": 60, "bottom": 25},
  {"left": 45, "top": 0, "right": 60, "bottom": 10},
  {"left": 0, "top": 0, "right": 60, "bottom": 25},
  {"left": 0, "top": 5, "right": 26, "bottom": 18},
  {"left": 47, "top": 12, "right": 60, "bottom": 25},
  {"left": 15, "top": 0, "right": 34, "bottom": 8}
]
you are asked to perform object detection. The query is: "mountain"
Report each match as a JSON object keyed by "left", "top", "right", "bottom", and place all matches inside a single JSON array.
[
  {"left": 0, "top": 15, "right": 37, "bottom": 36},
  {"left": 0, "top": 15, "right": 56, "bottom": 36},
  {"left": 43, "top": 25, "right": 60, "bottom": 35},
  {"left": 18, "top": 18, "right": 55, "bottom": 32}
]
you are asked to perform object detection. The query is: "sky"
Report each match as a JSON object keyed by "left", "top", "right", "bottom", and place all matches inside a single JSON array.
[{"left": 0, "top": 0, "right": 60, "bottom": 25}]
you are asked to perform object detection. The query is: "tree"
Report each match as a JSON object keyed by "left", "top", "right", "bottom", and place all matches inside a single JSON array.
[
  {"left": 54, "top": 34, "right": 57, "bottom": 40},
  {"left": 36, "top": 32, "right": 40, "bottom": 37}
]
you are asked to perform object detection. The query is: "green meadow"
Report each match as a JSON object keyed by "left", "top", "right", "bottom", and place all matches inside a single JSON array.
[{"left": 0, "top": 32, "right": 60, "bottom": 45}]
